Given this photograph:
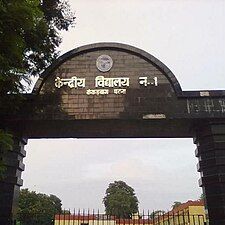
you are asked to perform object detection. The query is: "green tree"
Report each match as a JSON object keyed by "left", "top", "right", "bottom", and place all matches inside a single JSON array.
[
  {"left": 199, "top": 193, "right": 205, "bottom": 200},
  {"left": 62, "top": 209, "right": 71, "bottom": 214},
  {"left": 49, "top": 194, "right": 62, "bottom": 213},
  {"left": 171, "top": 201, "right": 182, "bottom": 209},
  {"left": 150, "top": 210, "right": 166, "bottom": 219},
  {"left": 17, "top": 189, "right": 62, "bottom": 225},
  {"left": 0, "top": 0, "right": 75, "bottom": 98},
  {"left": 0, "top": 0, "right": 75, "bottom": 175},
  {"left": 103, "top": 181, "right": 139, "bottom": 219}
]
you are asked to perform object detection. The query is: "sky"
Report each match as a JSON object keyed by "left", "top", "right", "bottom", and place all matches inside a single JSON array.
[{"left": 23, "top": 0, "right": 225, "bottom": 213}]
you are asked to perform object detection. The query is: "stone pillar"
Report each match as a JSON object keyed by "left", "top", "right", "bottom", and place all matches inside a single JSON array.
[
  {"left": 195, "top": 121, "right": 225, "bottom": 225},
  {"left": 0, "top": 137, "right": 26, "bottom": 225}
]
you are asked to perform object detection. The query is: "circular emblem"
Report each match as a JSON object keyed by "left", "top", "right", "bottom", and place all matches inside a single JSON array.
[{"left": 96, "top": 55, "right": 113, "bottom": 72}]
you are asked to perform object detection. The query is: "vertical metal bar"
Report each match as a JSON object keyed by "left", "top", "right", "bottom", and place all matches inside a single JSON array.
[
  {"left": 64, "top": 209, "right": 66, "bottom": 225},
  {"left": 97, "top": 209, "right": 99, "bottom": 225},
  {"left": 177, "top": 212, "right": 180, "bottom": 225},
  {"left": 199, "top": 214, "right": 202, "bottom": 225},
  {"left": 142, "top": 210, "right": 144, "bottom": 225},
  {"left": 167, "top": 211, "right": 170, "bottom": 225},
  {"left": 187, "top": 210, "right": 190, "bottom": 225},
  {"left": 78, "top": 209, "right": 80, "bottom": 225},
  {"left": 138, "top": 211, "right": 140, "bottom": 225},
  {"left": 147, "top": 210, "right": 150, "bottom": 225},
  {"left": 118, "top": 213, "right": 120, "bottom": 225},
  {"left": 93, "top": 209, "right": 95, "bottom": 225},
  {"left": 182, "top": 211, "right": 185, "bottom": 225},
  {"left": 201, "top": 214, "right": 205, "bottom": 225},
  {"left": 172, "top": 211, "right": 175, "bottom": 225},
  {"left": 68, "top": 209, "right": 70, "bottom": 225},
  {"left": 152, "top": 211, "right": 155, "bottom": 225},
  {"left": 88, "top": 209, "right": 89, "bottom": 225},
  {"left": 192, "top": 215, "right": 196, "bottom": 225},
  {"left": 201, "top": 215, "right": 205, "bottom": 225},
  {"left": 201, "top": 214, "right": 204, "bottom": 225},
  {"left": 157, "top": 211, "right": 159, "bottom": 225},
  {"left": 72, "top": 209, "right": 75, "bottom": 225},
  {"left": 83, "top": 209, "right": 85, "bottom": 225},
  {"left": 128, "top": 211, "right": 130, "bottom": 225},
  {"left": 162, "top": 211, "right": 165, "bottom": 225}
]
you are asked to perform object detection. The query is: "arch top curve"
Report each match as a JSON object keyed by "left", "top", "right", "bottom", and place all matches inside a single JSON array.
[{"left": 32, "top": 42, "right": 182, "bottom": 96}]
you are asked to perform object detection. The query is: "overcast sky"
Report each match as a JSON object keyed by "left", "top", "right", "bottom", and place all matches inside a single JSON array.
[{"left": 23, "top": 0, "right": 225, "bottom": 213}]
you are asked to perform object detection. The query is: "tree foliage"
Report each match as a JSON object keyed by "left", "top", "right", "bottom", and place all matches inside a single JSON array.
[
  {"left": 17, "top": 189, "right": 62, "bottom": 225},
  {"left": 0, "top": 0, "right": 75, "bottom": 111},
  {"left": 0, "top": 0, "right": 75, "bottom": 176},
  {"left": 103, "top": 181, "right": 139, "bottom": 219},
  {"left": 171, "top": 201, "right": 182, "bottom": 209},
  {"left": 149, "top": 210, "right": 166, "bottom": 219},
  {"left": 199, "top": 193, "right": 205, "bottom": 200}
]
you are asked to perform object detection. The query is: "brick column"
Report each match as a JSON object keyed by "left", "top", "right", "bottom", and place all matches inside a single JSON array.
[
  {"left": 195, "top": 121, "right": 225, "bottom": 225},
  {"left": 0, "top": 137, "right": 26, "bottom": 225}
]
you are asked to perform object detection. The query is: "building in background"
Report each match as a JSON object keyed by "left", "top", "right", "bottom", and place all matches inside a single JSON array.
[
  {"left": 154, "top": 200, "right": 206, "bottom": 225},
  {"left": 54, "top": 200, "right": 206, "bottom": 225}
]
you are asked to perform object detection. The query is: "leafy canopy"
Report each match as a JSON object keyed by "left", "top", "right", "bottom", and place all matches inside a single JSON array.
[
  {"left": 0, "top": 0, "right": 75, "bottom": 111},
  {"left": 199, "top": 193, "right": 205, "bottom": 200},
  {"left": 0, "top": 0, "right": 75, "bottom": 176},
  {"left": 171, "top": 201, "right": 182, "bottom": 209},
  {"left": 103, "top": 181, "right": 139, "bottom": 219},
  {"left": 149, "top": 210, "right": 166, "bottom": 219},
  {"left": 17, "top": 189, "right": 62, "bottom": 225}
]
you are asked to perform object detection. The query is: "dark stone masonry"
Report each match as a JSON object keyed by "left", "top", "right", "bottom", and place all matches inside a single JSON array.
[{"left": 1, "top": 43, "right": 225, "bottom": 225}]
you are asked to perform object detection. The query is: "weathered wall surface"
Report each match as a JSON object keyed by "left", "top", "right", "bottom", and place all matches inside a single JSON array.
[
  {"left": 36, "top": 49, "right": 175, "bottom": 120},
  {"left": 6, "top": 43, "right": 223, "bottom": 138},
  {"left": 27, "top": 43, "right": 225, "bottom": 123}
]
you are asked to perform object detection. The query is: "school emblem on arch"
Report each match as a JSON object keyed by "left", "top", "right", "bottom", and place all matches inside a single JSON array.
[{"left": 96, "top": 55, "right": 113, "bottom": 72}]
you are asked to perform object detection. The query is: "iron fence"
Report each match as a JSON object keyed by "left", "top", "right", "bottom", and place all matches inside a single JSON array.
[{"left": 54, "top": 210, "right": 206, "bottom": 225}]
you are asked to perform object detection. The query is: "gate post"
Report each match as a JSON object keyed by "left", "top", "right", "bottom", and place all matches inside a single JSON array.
[
  {"left": 0, "top": 137, "right": 26, "bottom": 225},
  {"left": 195, "top": 121, "right": 225, "bottom": 225}
]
